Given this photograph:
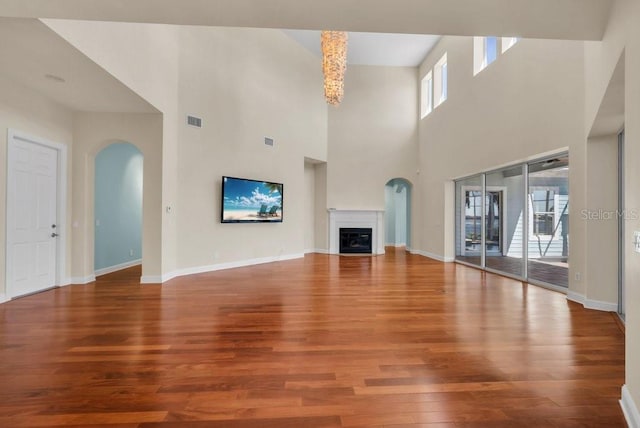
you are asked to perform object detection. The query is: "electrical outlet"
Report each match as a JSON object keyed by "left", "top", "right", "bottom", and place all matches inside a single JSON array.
[
  {"left": 129, "top": 249, "right": 134, "bottom": 257},
  {"left": 575, "top": 272, "right": 581, "bottom": 281},
  {"left": 634, "top": 231, "right": 640, "bottom": 253}
]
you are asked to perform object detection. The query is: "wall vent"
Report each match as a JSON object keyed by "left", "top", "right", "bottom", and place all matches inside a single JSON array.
[
  {"left": 187, "top": 115, "right": 202, "bottom": 128},
  {"left": 264, "top": 137, "right": 274, "bottom": 147}
]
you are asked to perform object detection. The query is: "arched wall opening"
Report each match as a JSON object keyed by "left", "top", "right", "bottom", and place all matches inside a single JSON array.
[
  {"left": 385, "top": 178, "right": 412, "bottom": 249},
  {"left": 94, "top": 142, "right": 144, "bottom": 276}
]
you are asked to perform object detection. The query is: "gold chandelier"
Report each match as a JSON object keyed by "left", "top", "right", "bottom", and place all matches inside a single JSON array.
[{"left": 321, "top": 31, "right": 348, "bottom": 106}]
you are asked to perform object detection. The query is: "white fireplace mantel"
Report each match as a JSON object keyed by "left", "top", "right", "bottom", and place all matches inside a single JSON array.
[{"left": 328, "top": 209, "right": 385, "bottom": 255}]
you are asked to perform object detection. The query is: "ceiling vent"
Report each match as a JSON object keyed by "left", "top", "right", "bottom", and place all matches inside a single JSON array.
[
  {"left": 264, "top": 137, "right": 274, "bottom": 147},
  {"left": 187, "top": 115, "right": 202, "bottom": 128}
]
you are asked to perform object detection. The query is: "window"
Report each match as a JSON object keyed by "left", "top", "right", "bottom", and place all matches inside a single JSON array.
[
  {"left": 420, "top": 71, "right": 433, "bottom": 118},
  {"left": 434, "top": 53, "right": 447, "bottom": 107},
  {"left": 420, "top": 52, "right": 447, "bottom": 117},
  {"left": 473, "top": 36, "right": 498, "bottom": 75},
  {"left": 502, "top": 37, "right": 519, "bottom": 53},
  {"left": 530, "top": 188, "right": 556, "bottom": 235}
]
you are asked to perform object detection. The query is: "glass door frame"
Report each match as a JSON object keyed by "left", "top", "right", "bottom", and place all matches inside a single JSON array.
[
  {"left": 618, "top": 130, "right": 625, "bottom": 320},
  {"left": 459, "top": 185, "right": 507, "bottom": 258},
  {"left": 454, "top": 152, "right": 568, "bottom": 290}
]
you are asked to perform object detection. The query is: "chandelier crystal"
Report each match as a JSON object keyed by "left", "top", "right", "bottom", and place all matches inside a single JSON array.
[{"left": 321, "top": 31, "right": 348, "bottom": 106}]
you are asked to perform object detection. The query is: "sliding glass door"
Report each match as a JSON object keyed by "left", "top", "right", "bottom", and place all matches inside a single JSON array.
[
  {"left": 455, "top": 154, "right": 568, "bottom": 288},
  {"left": 455, "top": 176, "right": 483, "bottom": 267},
  {"left": 527, "top": 157, "right": 569, "bottom": 287},
  {"left": 485, "top": 166, "right": 525, "bottom": 278}
]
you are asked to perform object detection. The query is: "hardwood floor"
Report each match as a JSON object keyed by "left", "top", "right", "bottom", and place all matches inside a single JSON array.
[{"left": 0, "top": 249, "right": 626, "bottom": 427}]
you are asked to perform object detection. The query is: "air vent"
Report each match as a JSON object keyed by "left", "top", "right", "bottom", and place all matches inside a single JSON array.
[
  {"left": 264, "top": 137, "right": 274, "bottom": 147},
  {"left": 187, "top": 115, "right": 202, "bottom": 128}
]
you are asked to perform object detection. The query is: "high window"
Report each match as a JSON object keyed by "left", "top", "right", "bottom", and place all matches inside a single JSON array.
[
  {"left": 434, "top": 53, "right": 448, "bottom": 107},
  {"left": 421, "top": 52, "right": 448, "bottom": 118},
  {"left": 473, "top": 36, "right": 497, "bottom": 75},
  {"left": 420, "top": 71, "right": 433, "bottom": 118}
]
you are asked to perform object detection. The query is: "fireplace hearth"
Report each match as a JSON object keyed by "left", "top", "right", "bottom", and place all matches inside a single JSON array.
[{"left": 339, "top": 228, "right": 373, "bottom": 254}]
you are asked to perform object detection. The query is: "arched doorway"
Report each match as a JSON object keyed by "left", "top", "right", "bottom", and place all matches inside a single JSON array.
[
  {"left": 385, "top": 178, "right": 412, "bottom": 250},
  {"left": 94, "top": 142, "right": 144, "bottom": 276}
]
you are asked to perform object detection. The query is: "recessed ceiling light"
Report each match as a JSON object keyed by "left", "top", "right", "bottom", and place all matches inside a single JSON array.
[{"left": 44, "top": 74, "right": 66, "bottom": 83}]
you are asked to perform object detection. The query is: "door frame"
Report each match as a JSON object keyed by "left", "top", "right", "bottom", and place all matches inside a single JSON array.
[
  {"left": 460, "top": 185, "right": 508, "bottom": 257},
  {"left": 5, "top": 129, "right": 68, "bottom": 299},
  {"left": 618, "top": 129, "right": 625, "bottom": 319}
]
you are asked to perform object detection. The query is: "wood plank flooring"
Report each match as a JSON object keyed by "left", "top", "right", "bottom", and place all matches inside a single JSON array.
[{"left": 0, "top": 248, "right": 626, "bottom": 427}]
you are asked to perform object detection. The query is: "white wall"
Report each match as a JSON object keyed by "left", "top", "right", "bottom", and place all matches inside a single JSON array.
[
  {"left": 0, "top": 74, "right": 74, "bottom": 297},
  {"left": 582, "top": 0, "right": 640, "bottom": 417},
  {"left": 326, "top": 65, "right": 419, "bottom": 251},
  {"left": 417, "top": 36, "right": 585, "bottom": 273},
  {"left": 44, "top": 22, "right": 329, "bottom": 277},
  {"left": 314, "top": 163, "right": 328, "bottom": 252},
  {"left": 174, "top": 26, "right": 327, "bottom": 270},
  {"left": 45, "top": 19, "right": 180, "bottom": 278},
  {"left": 625, "top": 7, "right": 640, "bottom": 419},
  {"left": 585, "top": 135, "right": 619, "bottom": 307},
  {"left": 304, "top": 162, "right": 316, "bottom": 252}
]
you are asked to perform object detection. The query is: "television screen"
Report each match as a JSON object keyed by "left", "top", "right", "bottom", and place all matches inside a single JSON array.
[{"left": 221, "top": 176, "right": 283, "bottom": 223}]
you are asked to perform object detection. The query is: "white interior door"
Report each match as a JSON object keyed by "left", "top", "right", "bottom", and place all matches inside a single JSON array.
[{"left": 7, "top": 135, "right": 59, "bottom": 298}]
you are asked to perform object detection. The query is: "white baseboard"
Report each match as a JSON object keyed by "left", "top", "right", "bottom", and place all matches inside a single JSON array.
[
  {"left": 70, "top": 275, "right": 96, "bottom": 284},
  {"left": 386, "top": 243, "right": 407, "bottom": 248},
  {"left": 95, "top": 259, "right": 142, "bottom": 277},
  {"left": 621, "top": 385, "right": 640, "bottom": 428},
  {"left": 566, "top": 290, "right": 585, "bottom": 305},
  {"left": 59, "top": 277, "right": 72, "bottom": 287},
  {"left": 140, "top": 275, "right": 163, "bottom": 284},
  {"left": 0, "top": 293, "right": 9, "bottom": 304},
  {"left": 155, "top": 253, "right": 305, "bottom": 284},
  {"left": 566, "top": 291, "right": 617, "bottom": 312},
  {"left": 584, "top": 298, "right": 618, "bottom": 312},
  {"left": 410, "top": 249, "right": 454, "bottom": 263},
  {"left": 304, "top": 248, "right": 330, "bottom": 254}
]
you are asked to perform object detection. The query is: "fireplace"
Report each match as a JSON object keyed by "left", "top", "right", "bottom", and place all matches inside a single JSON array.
[
  {"left": 339, "top": 228, "right": 373, "bottom": 254},
  {"left": 328, "top": 210, "right": 384, "bottom": 255}
]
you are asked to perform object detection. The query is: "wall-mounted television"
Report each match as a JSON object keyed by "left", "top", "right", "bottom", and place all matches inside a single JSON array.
[{"left": 221, "top": 176, "right": 283, "bottom": 223}]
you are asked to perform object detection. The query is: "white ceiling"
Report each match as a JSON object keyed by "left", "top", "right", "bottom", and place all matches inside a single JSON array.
[
  {"left": 284, "top": 30, "right": 441, "bottom": 67},
  {"left": 0, "top": 17, "right": 157, "bottom": 113},
  {"left": 0, "top": 0, "right": 613, "bottom": 41},
  {"left": 0, "top": 0, "right": 615, "bottom": 113}
]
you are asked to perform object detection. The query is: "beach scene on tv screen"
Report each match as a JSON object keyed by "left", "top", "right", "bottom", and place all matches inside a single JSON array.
[{"left": 223, "top": 177, "right": 282, "bottom": 222}]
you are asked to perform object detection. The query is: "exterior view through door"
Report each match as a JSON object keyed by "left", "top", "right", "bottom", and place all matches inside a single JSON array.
[
  {"left": 455, "top": 154, "right": 569, "bottom": 289},
  {"left": 6, "top": 132, "right": 60, "bottom": 298}
]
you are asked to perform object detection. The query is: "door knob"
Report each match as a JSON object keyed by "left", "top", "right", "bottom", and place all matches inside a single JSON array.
[{"left": 51, "top": 233, "right": 59, "bottom": 238}]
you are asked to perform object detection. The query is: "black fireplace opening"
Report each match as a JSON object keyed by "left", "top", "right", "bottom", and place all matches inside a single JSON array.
[{"left": 339, "top": 228, "right": 373, "bottom": 254}]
